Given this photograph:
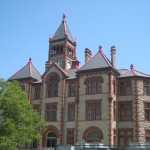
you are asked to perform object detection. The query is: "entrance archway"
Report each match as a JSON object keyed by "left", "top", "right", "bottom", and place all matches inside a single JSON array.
[
  {"left": 46, "top": 132, "right": 56, "bottom": 148},
  {"left": 42, "top": 125, "right": 59, "bottom": 147}
]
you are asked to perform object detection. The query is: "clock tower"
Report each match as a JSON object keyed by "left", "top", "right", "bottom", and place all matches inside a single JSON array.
[{"left": 45, "top": 13, "right": 78, "bottom": 70}]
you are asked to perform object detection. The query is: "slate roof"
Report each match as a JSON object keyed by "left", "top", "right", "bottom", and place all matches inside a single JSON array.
[
  {"left": 79, "top": 47, "right": 119, "bottom": 74},
  {"left": 118, "top": 64, "right": 150, "bottom": 78},
  {"left": 66, "top": 68, "right": 78, "bottom": 79},
  {"left": 8, "top": 58, "right": 41, "bottom": 81},
  {"left": 52, "top": 13, "right": 74, "bottom": 43}
]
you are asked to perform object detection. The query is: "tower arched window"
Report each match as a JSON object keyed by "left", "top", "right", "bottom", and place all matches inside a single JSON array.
[{"left": 47, "top": 73, "right": 60, "bottom": 98}]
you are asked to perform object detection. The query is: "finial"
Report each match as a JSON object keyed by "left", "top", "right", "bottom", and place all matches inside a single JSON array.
[
  {"left": 98, "top": 45, "right": 102, "bottom": 52},
  {"left": 74, "top": 38, "right": 77, "bottom": 44},
  {"left": 62, "top": 12, "right": 66, "bottom": 22},
  {"left": 130, "top": 64, "right": 134, "bottom": 69},
  {"left": 29, "top": 57, "right": 32, "bottom": 62}
]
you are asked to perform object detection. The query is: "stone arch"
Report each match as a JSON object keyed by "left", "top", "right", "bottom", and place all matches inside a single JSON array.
[
  {"left": 45, "top": 72, "right": 60, "bottom": 83},
  {"left": 42, "top": 125, "right": 59, "bottom": 147},
  {"left": 83, "top": 126, "right": 103, "bottom": 142}
]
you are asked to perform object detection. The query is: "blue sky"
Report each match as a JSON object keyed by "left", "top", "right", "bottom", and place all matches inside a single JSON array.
[{"left": 1, "top": 0, "right": 150, "bottom": 80}]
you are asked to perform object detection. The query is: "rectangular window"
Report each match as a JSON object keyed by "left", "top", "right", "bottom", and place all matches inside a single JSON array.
[
  {"left": 86, "top": 100, "right": 101, "bottom": 121},
  {"left": 144, "top": 102, "right": 150, "bottom": 121},
  {"left": 118, "top": 128, "right": 133, "bottom": 147},
  {"left": 145, "top": 129, "right": 150, "bottom": 142},
  {"left": 66, "top": 129, "right": 74, "bottom": 145},
  {"left": 45, "top": 103, "right": 57, "bottom": 122},
  {"left": 86, "top": 79, "right": 102, "bottom": 95},
  {"left": 68, "top": 102, "right": 75, "bottom": 121},
  {"left": 88, "top": 81, "right": 92, "bottom": 94},
  {"left": 118, "top": 102, "right": 132, "bottom": 121},
  {"left": 118, "top": 80, "right": 132, "bottom": 96},
  {"left": 126, "top": 81, "right": 132, "bottom": 95},
  {"left": 68, "top": 82, "right": 76, "bottom": 97},
  {"left": 47, "top": 75, "right": 59, "bottom": 98},
  {"left": 34, "top": 86, "right": 41, "bottom": 99},
  {"left": 144, "top": 81, "right": 150, "bottom": 95}
]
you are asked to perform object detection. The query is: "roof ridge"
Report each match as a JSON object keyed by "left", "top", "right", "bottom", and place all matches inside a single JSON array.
[
  {"left": 118, "top": 69, "right": 129, "bottom": 70},
  {"left": 29, "top": 61, "right": 32, "bottom": 77},
  {"left": 100, "top": 50, "right": 112, "bottom": 67},
  {"left": 131, "top": 69, "right": 136, "bottom": 76},
  {"left": 133, "top": 69, "right": 150, "bottom": 77},
  {"left": 30, "top": 61, "right": 42, "bottom": 77}
]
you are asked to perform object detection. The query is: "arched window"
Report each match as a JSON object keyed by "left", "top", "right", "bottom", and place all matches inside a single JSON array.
[
  {"left": 85, "top": 77, "right": 103, "bottom": 95},
  {"left": 46, "top": 132, "right": 56, "bottom": 148},
  {"left": 47, "top": 73, "right": 60, "bottom": 98},
  {"left": 83, "top": 127, "right": 103, "bottom": 143},
  {"left": 34, "top": 86, "right": 41, "bottom": 99},
  {"left": 87, "top": 131, "right": 100, "bottom": 143}
]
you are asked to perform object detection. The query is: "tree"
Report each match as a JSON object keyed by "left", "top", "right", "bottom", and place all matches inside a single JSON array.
[{"left": 0, "top": 79, "right": 46, "bottom": 149}]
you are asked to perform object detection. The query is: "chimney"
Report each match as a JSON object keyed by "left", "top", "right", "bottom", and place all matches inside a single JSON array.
[
  {"left": 45, "top": 60, "right": 52, "bottom": 71},
  {"left": 85, "top": 48, "right": 92, "bottom": 63},
  {"left": 110, "top": 46, "right": 116, "bottom": 67}
]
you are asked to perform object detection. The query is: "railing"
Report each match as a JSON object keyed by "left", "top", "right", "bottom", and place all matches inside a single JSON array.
[{"left": 56, "top": 144, "right": 120, "bottom": 150}]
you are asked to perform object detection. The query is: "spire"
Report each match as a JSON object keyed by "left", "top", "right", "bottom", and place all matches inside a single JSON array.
[{"left": 52, "top": 13, "right": 74, "bottom": 43}]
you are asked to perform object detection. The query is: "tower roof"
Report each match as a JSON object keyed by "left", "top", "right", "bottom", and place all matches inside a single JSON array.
[
  {"left": 52, "top": 13, "right": 74, "bottom": 43},
  {"left": 8, "top": 58, "right": 41, "bottom": 81}
]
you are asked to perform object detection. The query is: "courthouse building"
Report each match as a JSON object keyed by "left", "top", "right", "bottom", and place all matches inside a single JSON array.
[{"left": 9, "top": 13, "right": 150, "bottom": 148}]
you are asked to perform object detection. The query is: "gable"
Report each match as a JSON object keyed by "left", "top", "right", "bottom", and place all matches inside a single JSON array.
[{"left": 42, "top": 62, "right": 68, "bottom": 82}]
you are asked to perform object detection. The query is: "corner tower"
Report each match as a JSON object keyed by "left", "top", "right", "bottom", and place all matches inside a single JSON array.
[{"left": 46, "top": 13, "right": 77, "bottom": 70}]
